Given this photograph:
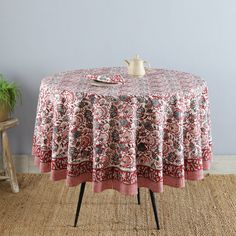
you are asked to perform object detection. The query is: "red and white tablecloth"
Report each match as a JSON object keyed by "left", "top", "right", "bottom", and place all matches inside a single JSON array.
[{"left": 32, "top": 67, "right": 212, "bottom": 195}]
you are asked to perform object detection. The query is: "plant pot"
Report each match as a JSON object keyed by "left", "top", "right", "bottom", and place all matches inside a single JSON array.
[{"left": 0, "top": 103, "right": 10, "bottom": 122}]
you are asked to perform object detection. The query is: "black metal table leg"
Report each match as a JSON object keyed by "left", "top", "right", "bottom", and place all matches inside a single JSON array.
[
  {"left": 149, "top": 189, "right": 160, "bottom": 230},
  {"left": 137, "top": 187, "right": 141, "bottom": 205},
  {"left": 73, "top": 183, "right": 160, "bottom": 230},
  {"left": 73, "top": 182, "right": 86, "bottom": 227}
]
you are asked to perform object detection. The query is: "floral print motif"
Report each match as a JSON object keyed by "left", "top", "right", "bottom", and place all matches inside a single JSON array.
[{"left": 32, "top": 67, "right": 212, "bottom": 195}]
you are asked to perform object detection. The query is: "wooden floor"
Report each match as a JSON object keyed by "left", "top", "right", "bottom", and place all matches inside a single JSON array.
[{"left": 0, "top": 155, "right": 236, "bottom": 174}]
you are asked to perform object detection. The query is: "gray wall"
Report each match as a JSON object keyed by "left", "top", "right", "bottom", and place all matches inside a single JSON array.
[{"left": 0, "top": 0, "right": 236, "bottom": 155}]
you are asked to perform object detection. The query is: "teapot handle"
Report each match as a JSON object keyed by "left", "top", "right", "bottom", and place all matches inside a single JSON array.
[
  {"left": 124, "top": 60, "right": 130, "bottom": 66},
  {"left": 144, "top": 61, "right": 151, "bottom": 70}
]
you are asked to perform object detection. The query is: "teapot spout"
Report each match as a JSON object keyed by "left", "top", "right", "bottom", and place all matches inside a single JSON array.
[{"left": 124, "top": 59, "right": 130, "bottom": 65}]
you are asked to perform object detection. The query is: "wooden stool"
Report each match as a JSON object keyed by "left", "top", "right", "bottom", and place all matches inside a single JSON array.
[{"left": 0, "top": 118, "right": 19, "bottom": 193}]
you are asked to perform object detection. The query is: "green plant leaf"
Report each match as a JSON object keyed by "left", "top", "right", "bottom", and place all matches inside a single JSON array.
[{"left": 0, "top": 74, "right": 21, "bottom": 112}]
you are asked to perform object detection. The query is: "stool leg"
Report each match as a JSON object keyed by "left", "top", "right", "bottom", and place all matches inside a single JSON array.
[
  {"left": 0, "top": 134, "right": 6, "bottom": 176},
  {"left": 74, "top": 182, "right": 86, "bottom": 227},
  {"left": 137, "top": 187, "right": 141, "bottom": 205},
  {"left": 2, "top": 131, "right": 19, "bottom": 193},
  {"left": 149, "top": 189, "right": 160, "bottom": 230}
]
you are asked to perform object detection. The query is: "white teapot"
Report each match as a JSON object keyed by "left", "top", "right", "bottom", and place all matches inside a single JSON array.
[{"left": 124, "top": 54, "right": 149, "bottom": 76}]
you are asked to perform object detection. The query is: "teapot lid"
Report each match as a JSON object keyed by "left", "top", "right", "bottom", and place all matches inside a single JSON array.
[{"left": 132, "top": 54, "right": 143, "bottom": 61}]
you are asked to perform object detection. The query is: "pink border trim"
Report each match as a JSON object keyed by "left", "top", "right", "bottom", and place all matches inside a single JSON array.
[
  {"left": 92, "top": 179, "right": 138, "bottom": 195},
  {"left": 163, "top": 175, "right": 185, "bottom": 188},
  {"left": 51, "top": 169, "right": 67, "bottom": 181},
  {"left": 34, "top": 157, "right": 51, "bottom": 173},
  {"left": 34, "top": 156, "right": 212, "bottom": 195},
  {"left": 203, "top": 159, "right": 211, "bottom": 170},
  {"left": 185, "top": 170, "right": 203, "bottom": 180},
  {"left": 138, "top": 177, "right": 163, "bottom": 192}
]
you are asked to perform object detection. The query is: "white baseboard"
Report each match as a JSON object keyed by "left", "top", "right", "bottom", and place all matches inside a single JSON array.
[{"left": 205, "top": 155, "right": 236, "bottom": 174}]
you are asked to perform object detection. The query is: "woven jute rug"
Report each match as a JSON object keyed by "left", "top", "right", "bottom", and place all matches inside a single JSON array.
[{"left": 0, "top": 174, "right": 235, "bottom": 236}]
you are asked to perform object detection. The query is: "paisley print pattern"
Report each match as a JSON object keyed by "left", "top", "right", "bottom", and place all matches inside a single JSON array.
[{"left": 32, "top": 67, "right": 212, "bottom": 195}]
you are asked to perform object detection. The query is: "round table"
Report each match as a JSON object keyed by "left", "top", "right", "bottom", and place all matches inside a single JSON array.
[{"left": 32, "top": 67, "right": 212, "bottom": 195}]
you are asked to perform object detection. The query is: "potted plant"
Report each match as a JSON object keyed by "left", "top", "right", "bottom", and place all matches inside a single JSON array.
[{"left": 0, "top": 74, "right": 21, "bottom": 122}]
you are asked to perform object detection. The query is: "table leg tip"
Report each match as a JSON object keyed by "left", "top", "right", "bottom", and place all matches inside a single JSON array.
[{"left": 12, "top": 186, "right": 19, "bottom": 193}]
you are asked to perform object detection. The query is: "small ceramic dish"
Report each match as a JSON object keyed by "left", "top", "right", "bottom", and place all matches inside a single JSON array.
[{"left": 86, "top": 74, "right": 124, "bottom": 84}]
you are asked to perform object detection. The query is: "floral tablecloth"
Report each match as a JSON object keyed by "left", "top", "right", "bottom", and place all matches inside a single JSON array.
[{"left": 32, "top": 67, "right": 212, "bottom": 195}]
